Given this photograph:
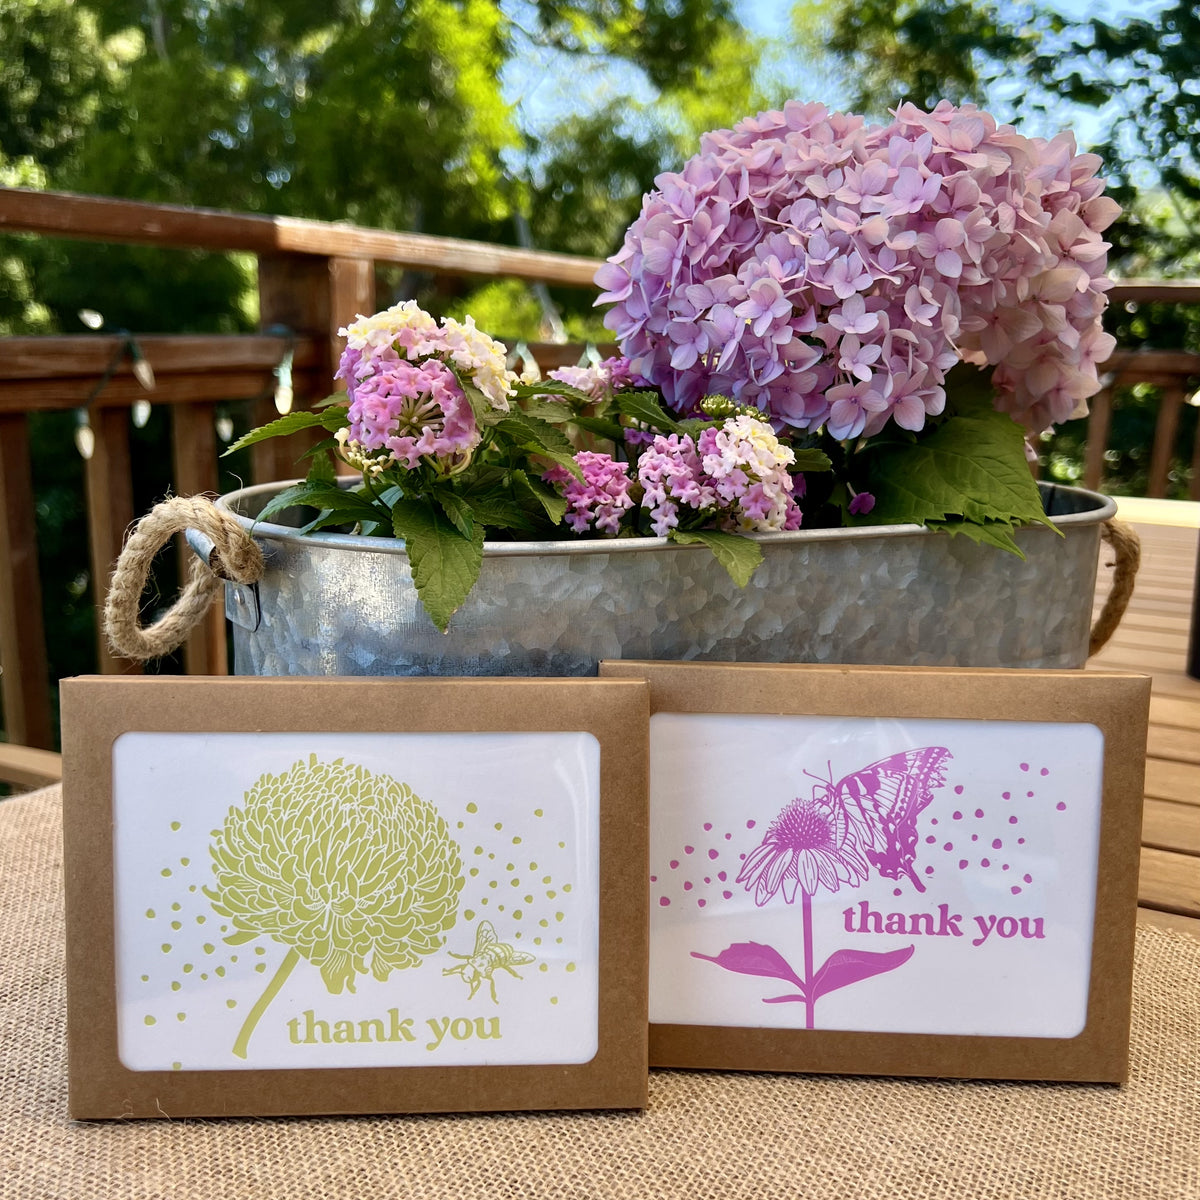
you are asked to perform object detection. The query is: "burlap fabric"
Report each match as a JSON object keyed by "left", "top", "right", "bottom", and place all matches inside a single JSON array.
[{"left": 3, "top": 787, "right": 1197, "bottom": 1200}]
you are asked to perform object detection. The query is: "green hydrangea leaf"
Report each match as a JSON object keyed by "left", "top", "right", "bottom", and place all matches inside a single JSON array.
[
  {"left": 223, "top": 409, "right": 345, "bottom": 455},
  {"left": 670, "top": 529, "right": 763, "bottom": 588},
  {"left": 862, "top": 406, "right": 1056, "bottom": 547},
  {"left": 926, "top": 516, "right": 1025, "bottom": 557},
  {"left": 517, "top": 396, "right": 578, "bottom": 423},
  {"left": 391, "top": 497, "right": 485, "bottom": 632}
]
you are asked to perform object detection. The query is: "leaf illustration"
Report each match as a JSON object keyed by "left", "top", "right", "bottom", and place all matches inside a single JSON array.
[
  {"left": 691, "top": 941, "right": 806, "bottom": 993},
  {"left": 809, "top": 945, "right": 915, "bottom": 1001}
]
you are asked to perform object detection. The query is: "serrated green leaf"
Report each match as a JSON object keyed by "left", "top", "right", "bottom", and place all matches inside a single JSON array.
[
  {"left": 518, "top": 397, "right": 577, "bottom": 423},
  {"left": 926, "top": 516, "right": 1025, "bottom": 557},
  {"left": 257, "top": 481, "right": 379, "bottom": 526},
  {"left": 669, "top": 529, "right": 764, "bottom": 588},
  {"left": 528, "top": 446, "right": 586, "bottom": 482},
  {"left": 306, "top": 449, "right": 337, "bottom": 483},
  {"left": 223, "top": 408, "right": 346, "bottom": 456},
  {"left": 434, "top": 490, "right": 475, "bottom": 540},
  {"left": 390, "top": 498, "right": 485, "bottom": 632},
  {"left": 495, "top": 411, "right": 578, "bottom": 458},
  {"left": 615, "top": 390, "right": 686, "bottom": 435},
  {"left": 862, "top": 406, "right": 1056, "bottom": 548},
  {"left": 300, "top": 435, "right": 340, "bottom": 460},
  {"left": 942, "top": 363, "right": 998, "bottom": 416},
  {"left": 571, "top": 415, "right": 626, "bottom": 441},
  {"left": 512, "top": 379, "right": 593, "bottom": 405},
  {"left": 513, "top": 470, "right": 568, "bottom": 526},
  {"left": 790, "top": 449, "right": 834, "bottom": 473},
  {"left": 456, "top": 489, "right": 538, "bottom": 532},
  {"left": 458, "top": 377, "right": 506, "bottom": 428}
]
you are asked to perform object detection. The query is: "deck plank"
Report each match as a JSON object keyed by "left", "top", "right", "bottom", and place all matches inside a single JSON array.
[
  {"left": 1142, "top": 798, "right": 1200, "bottom": 855},
  {"left": 1138, "top": 846, "right": 1200, "bottom": 917},
  {"left": 1088, "top": 511, "right": 1200, "bottom": 923},
  {"left": 1136, "top": 906, "right": 1200, "bottom": 937}
]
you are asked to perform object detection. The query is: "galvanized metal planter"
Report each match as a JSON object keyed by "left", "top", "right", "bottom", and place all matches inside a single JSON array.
[{"left": 213, "top": 481, "right": 1115, "bottom": 677}]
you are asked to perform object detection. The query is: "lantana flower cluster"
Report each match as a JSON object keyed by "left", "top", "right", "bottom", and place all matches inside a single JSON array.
[
  {"left": 542, "top": 410, "right": 803, "bottom": 538},
  {"left": 597, "top": 100, "right": 1118, "bottom": 436},
  {"left": 544, "top": 451, "right": 636, "bottom": 534},
  {"left": 547, "top": 355, "right": 637, "bottom": 401},
  {"left": 334, "top": 301, "right": 516, "bottom": 474}
]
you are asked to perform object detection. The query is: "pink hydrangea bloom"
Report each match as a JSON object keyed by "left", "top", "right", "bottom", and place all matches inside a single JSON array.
[
  {"left": 598, "top": 100, "right": 1117, "bottom": 435},
  {"left": 542, "top": 452, "right": 635, "bottom": 535}
]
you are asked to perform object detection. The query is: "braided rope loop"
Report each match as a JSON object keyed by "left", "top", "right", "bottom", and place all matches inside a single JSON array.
[
  {"left": 103, "top": 495, "right": 264, "bottom": 662},
  {"left": 1089, "top": 519, "right": 1140, "bottom": 657}
]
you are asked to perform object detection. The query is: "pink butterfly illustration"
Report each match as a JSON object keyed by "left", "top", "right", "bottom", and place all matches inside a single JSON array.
[{"left": 813, "top": 746, "right": 952, "bottom": 893}]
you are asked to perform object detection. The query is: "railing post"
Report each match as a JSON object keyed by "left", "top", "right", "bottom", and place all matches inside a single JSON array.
[
  {"left": 0, "top": 414, "right": 53, "bottom": 748},
  {"left": 85, "top": 407, "right": 142, "bottom": 675},
  {"left": 171, "top": 401, "right": 227, "bottom": 675},
  {"left": 1148, "top": 383, "right": 1185, "bottom": 498},
  {"left": 254, "top": 253, "right": 375, "bottom": 486},
  {"left": 1083, "top": 387, "right": 1112, "bottom": 493}
]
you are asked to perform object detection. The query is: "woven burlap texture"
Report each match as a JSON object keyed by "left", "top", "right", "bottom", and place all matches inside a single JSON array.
[{"left": 2, "top": 786, "right": 1196, "bottom": 1200}]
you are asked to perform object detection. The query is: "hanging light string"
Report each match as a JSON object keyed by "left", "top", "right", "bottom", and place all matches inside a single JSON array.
[
  {"left": 73, "top": 324, "right": 295, "bottom": 457},
  {"left": 73, "top": 331, "right": 156, "bottom": 460}
]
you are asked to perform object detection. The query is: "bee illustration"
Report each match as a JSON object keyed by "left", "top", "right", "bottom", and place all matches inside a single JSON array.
[{"left": 444, "top": 920, "right": 535, "bottom": 1003}]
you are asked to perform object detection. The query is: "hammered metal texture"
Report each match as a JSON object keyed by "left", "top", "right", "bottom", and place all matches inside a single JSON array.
[{"left": 218, "top": 483, "right": 1115, "bottom": 677}]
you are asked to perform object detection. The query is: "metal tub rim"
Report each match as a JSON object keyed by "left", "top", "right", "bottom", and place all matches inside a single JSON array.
[{"left": 216, "top": 479, "right": 1117, "bottom": 560}]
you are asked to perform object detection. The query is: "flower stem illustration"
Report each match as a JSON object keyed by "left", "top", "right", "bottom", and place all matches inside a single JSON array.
[
  {"left": 801, "top": 890, "right": 815, "bottom": 1029},
  {"left": 231, "top": 946, "right": 300, "bottom": 1060},
  {"left": 205, "top": 755, "right": 465, "bottom": 1060},
  {"left": 693, "top": 747, "right": 950, "bottom": 1028}
]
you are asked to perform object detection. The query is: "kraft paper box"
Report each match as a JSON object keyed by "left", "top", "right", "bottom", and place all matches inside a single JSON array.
[
  {"left": 60, "top": 675, "right": 650, "bottom": 1119},
  {"left": 599, "top": 661, "right": 1150, "bottom": 1083}
]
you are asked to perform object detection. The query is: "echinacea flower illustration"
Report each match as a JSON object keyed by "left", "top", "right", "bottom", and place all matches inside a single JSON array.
[
  {"left": 736, "top": 795, "right": 870, "bottom": 906},
  {"left": 205, "top": 754, "right": 464, "bottom": 1058},
  {"left": 695, "top": 747, "right": 950, "bottom": 1029}
]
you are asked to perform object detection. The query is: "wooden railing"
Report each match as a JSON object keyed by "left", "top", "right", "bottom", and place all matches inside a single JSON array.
[{"left": 2, "top": 187, "right": 1200, "bottom": 764}]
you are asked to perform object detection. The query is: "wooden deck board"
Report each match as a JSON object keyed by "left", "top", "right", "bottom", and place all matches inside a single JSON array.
[{"left": 1088, "top": 509, "right": 1200, "bottom": 927}]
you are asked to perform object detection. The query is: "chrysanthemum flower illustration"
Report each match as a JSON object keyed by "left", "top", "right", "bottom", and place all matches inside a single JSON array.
[
  {"left": 737, "top": 796, "right": 870, "bottom": 906},
  {"left": 205, "top": 755, "right": 464, "bottom": 1058}
]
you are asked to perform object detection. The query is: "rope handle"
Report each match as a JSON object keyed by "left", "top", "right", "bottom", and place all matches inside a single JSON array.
[
  {"left": 104, "top": 495, "right": 264, "bottom": 662},
  {"left": 1089, "top": 519, "right": 1140, "bottom": 657}
]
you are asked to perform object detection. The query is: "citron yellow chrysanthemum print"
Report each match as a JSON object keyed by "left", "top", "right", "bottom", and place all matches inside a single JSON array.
[{"left": 205, "top": 755, "right": 464, "bottom": 1058}]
